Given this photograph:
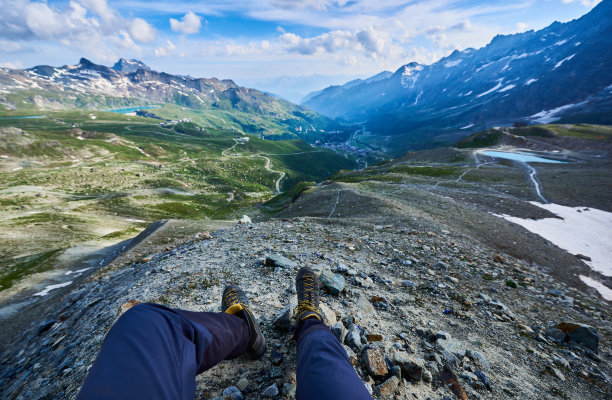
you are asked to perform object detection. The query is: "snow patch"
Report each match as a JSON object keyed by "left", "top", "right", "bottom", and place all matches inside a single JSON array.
[
  {"left": 579, "top": 276, "right": 612, "bottom": 301},
  {"left": 476, "top": 80, "right": 503, "bottom": 98},
  {"left": 460, "top": 124, "right": 475, "bottom": 129},
  {"left": 553, "top": 54, "right": 575, "bottom": 70},
  {"left": 34, "top": 281, "right": 73, "bottom": 297},
  {"left": 554, "top": 39, "right": 568, "bottom": 46},
  {"left": 498, "top": 84, "right": 516, "bottom": 93},
  {"left": 65, "top": 268, "right": 90, "bottom": 276},
  {"left": 496, "top": 202, "right": 612, "bottom": 277},
  {"left": 525, "top": 78, "right": 538, "bottom": 85},
  {"left": 528, "top": 101, "right": 585, "bottom": 123},
  {"left": 445, "top": 59, "right": 462, "bottom": 68}
]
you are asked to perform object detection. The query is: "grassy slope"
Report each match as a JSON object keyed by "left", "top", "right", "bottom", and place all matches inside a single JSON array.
[
  {"left": 0, "top": 111, "right": 356, "bottom": 290},
  {"left": 457, "top": 124, "right": 612, "bottom": 148}
]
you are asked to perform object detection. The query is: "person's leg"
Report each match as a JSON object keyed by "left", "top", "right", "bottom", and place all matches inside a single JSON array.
[
  {"left": 77, "top": 303, "right": 249, "bottom": 400},
  {"left": 296, "top": 318, "right": 372, "bottom": 400},
  {"left": 294, "top": 267, "right": 372, "bottom": 400}
]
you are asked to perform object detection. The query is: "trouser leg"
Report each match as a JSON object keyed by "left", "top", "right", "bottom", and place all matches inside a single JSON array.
[
  {"left": 77, "top": 303, "right": 249, "bottom": 400},
  {"left": 296, "top": 318, "right": 372, "bottom": 400}
]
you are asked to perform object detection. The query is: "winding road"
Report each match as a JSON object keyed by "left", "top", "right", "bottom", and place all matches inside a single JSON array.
[{"left": 221, "top": 138, "right": 291, "bottom": 194}]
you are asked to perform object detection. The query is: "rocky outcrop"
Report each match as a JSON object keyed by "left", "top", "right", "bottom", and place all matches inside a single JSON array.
[{"left": 0, "top": 214, "right": 610, "bottom": 399}]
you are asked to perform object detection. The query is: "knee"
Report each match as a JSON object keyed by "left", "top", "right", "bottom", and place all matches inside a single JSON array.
[{"left": 116, "top": 303, "right": 168, "bottom": 329}]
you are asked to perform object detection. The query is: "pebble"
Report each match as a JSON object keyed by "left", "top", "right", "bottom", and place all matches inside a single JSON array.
[
  {"left": 262, "top": 383, "right": 279, "bottom": 397},
  {"left": 474, "top": 370, "right": 492, "bottom": 390},
  {"left": 222, "top": 386, "right": 243, "bottom": 400},
  {"left": 281, "top": 383, "right": 296, "bottom": 397},
  {"left": 334, "top": 262, "right": 349, "bottom": 273},
  {"left": 236, "top": 377, "right": 249, "bottom": 392},
  {"left": 546, "top": 365, "right": 566, "bottom": 381},
  {"left": 271, "top": 350, "right": 283, "bottom": 366}
]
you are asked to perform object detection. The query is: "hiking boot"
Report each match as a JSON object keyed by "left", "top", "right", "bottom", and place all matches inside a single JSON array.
[
  {"left": 221, "top": 284, "right": 267, "bottom": 360},
  {"left": 296, "top": 267, "right": 323, "bottom": 322}
]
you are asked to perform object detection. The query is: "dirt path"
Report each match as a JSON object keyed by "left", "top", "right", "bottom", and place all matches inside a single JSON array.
[{"left": 220, "top": 139, "right": 291, "bottom": 194}]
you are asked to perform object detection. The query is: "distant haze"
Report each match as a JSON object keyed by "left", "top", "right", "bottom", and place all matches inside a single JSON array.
[{"left": 237, "top": 74, "right": 364, "bottom": 104}]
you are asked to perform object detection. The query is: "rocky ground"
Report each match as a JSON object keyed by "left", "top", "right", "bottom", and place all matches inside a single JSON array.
[{"left": 1, "top": 189, "right": 610, "bottom": 399}]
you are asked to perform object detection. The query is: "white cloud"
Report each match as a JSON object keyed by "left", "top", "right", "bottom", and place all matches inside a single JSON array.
[
  {"left": 270, "top": 0, "right": 348, "bottom": 11},
  {"left": 561, "top": 0, "right": 602, "bottom": 6},
  {"left": 80, "top": 0, "right": 117, "bottom": 23},
  {"left": 24, "top": 2, "right": 66, "bottom": 38},
  {"left": 170, "top": 12, "right": 203, "bottom": 35},
  {"left": 0, "top": 61, "right": 24, "bottom": 69},
  {"left": 130, "top": 18, "right": 157, "bottom": 42},
  {"left": 279, "top": 27, "right": 402, "bottom": 60},
  {"left": 154, "top": 40, "right": 176, "bottom": 57},
  {"left": 0, "top": 40, "right": 24, "bottom": 52},
  {"left": 516, "top": 22, "right": 529, "bottom": 32}
]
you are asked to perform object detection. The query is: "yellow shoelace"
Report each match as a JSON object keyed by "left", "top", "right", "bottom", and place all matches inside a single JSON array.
[{"left": 297, "top": 273, "right": 320, "bottom": 319}]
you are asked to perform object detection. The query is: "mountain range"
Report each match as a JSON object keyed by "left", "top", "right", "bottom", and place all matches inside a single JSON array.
[
  {"left": 0, "top": 57, "right": 345, "bottom": 142},
  {"left": 303, "top": 0, "right": 612, "bottom": 155}
]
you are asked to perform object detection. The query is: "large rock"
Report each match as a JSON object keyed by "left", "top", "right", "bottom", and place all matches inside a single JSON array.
[
  {"left": 374, "top": 376, "right": 399, "bottom": 398},
  {"left": 319, "top": 302, "right": 336, "bottom": 325},
  {"left": 266, "top": 254, "right": 298, "bottom": 269},
  {"left": 319, "top": 270, "right": 345, "bottom": 295},
  {"left": 273, "top": 305, "right": 296, "bottom": 332},
  {"left": 345, "top": 323, "right": 363, "bottom": 349},
  {"left": 362, "top": 348, "right": 388, "bottom": 378},
  {"left": 330, "top": 322, "right": 347, "bottom": 344},
  {"left": 436, "top": 335, "right": 467, "bottom": 358},
  {"left": 392, "top": 352, "right": 424, "bottom": 381},
  {"left": 557, "top": 322, "right": 599, "bottom": 352}
]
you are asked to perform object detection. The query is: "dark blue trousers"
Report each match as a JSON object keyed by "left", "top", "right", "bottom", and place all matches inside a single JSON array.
[{"left": 77, "top": 303, "right": 371, "bottom": 400}]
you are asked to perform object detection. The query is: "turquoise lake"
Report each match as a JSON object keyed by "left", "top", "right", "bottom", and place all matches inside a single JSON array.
[
  {"left": 106, "top": 106, "right": 160, "bottom": 114},
  {"left": 482, "top": 150, "right": 567, "bottom": 164}
]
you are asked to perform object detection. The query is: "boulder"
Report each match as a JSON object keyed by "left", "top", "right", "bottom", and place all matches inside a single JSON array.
[
  {"left": 345, "top": 323, "right": 363, "bottom": 350},
  {"left": 557, "top": 322, "right": 599, "bottom": 353},
  {"left": 392, "top": 351, "right": 424, "bottom": 381},
  {"left": 362, "top": 348, "right": 388, "bottom": 378},
  {"left": 319, "top": 270, "right": 345, "bottom": 295},
  {"left": 266, "top": 254, "right": 297, "bottom": 269},
  {"left": 238, "top": 215, "right": 252, "bottom": 224},
  {"left": 319, "top": 303, "right": 336, "bottom": 325},
  {"left": 330, "top": 322, "right": 347, "bottom": 344},
  {"left": 374, "top": 376, "right": 399, "bottom": 398},
  {"left": 273, "top": 305, "right": 296, "bottom": 332}
]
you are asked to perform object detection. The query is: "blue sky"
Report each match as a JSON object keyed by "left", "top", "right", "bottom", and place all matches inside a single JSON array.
[{"left": 0, "top": 0, "right": 603, "bottom": 85}]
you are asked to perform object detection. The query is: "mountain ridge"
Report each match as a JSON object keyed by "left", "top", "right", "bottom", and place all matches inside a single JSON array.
[{"left": 302, "top": 0, "right": 612, "bottom": 155}]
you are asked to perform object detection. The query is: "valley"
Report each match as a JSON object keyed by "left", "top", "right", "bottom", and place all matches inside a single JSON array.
[{"left": 0, "top": 109, "right": 356, "bottom": 305}]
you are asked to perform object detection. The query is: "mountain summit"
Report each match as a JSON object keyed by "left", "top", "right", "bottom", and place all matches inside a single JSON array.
[
  {"left": 303, "top": 0, "right": 612, "bottom": 154},
  {"left": 112, "top": 58, "right": 150, "bottom": 73}
]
